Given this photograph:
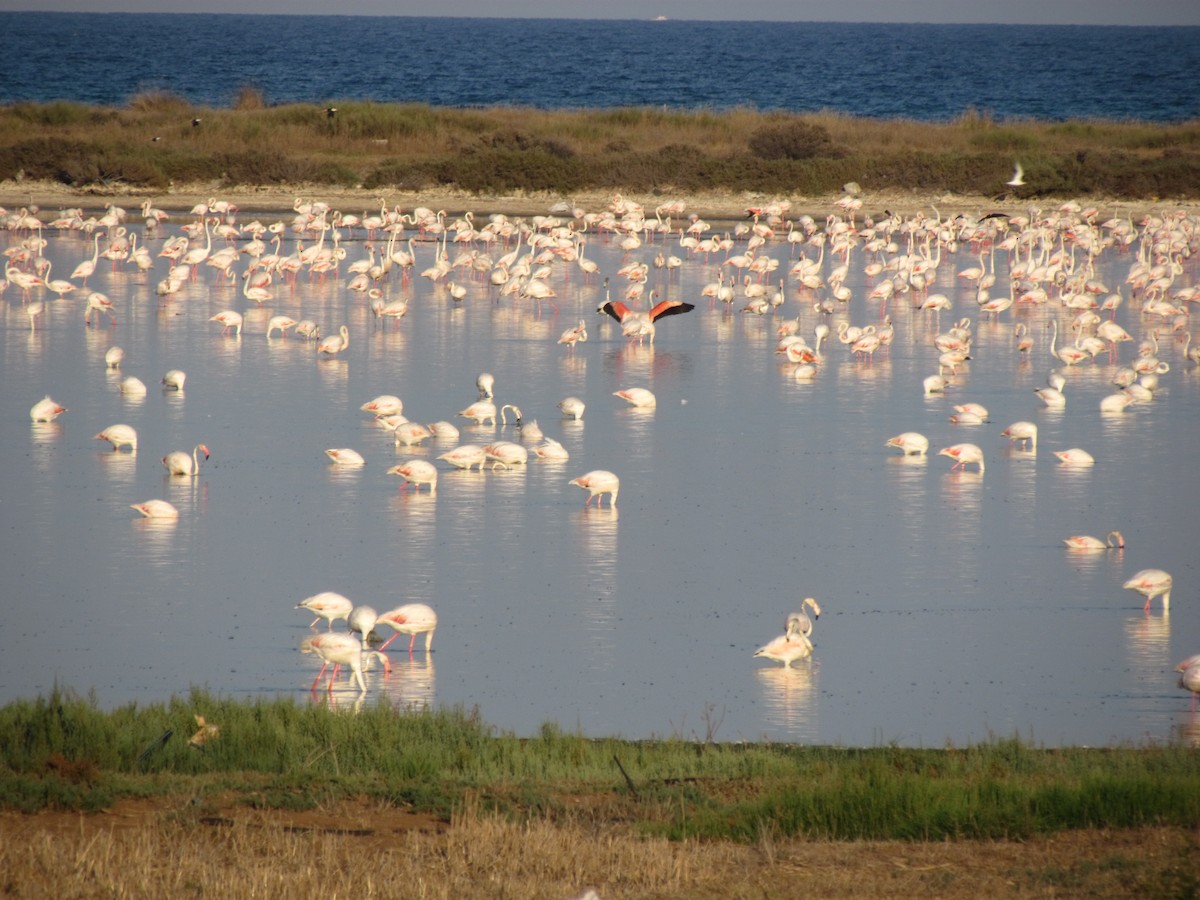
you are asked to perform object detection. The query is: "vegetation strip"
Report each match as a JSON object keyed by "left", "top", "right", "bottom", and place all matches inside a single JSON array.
[
  {"left": 2, "top": 689, "right": 1198, "bottom": 844},
  {"left": 2, "top": 95, "right": 1198, "bottom": 199}
]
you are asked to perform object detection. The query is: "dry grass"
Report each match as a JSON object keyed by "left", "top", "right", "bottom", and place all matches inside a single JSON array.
[
  {"left": 3, "top": 796, "right": 1196, "bottom": 899},
  {"left": 1, "top": 98, "right": 1197, "bottom": 199}
]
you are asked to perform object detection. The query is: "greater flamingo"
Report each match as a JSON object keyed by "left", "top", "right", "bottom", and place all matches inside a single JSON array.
[
  {"left": 162, "top": 444, "right": 209, "bottom": 476},
  {"left": 30, "top": 396, "right": 66, "bottom": 422},
  {"left": 375, "top": 603, "right": 438, "bottom": 654},
  {"left": 569, "top": 470, "right": 620, "bottom": 507},
  {"left": 95, "top": 424, "right": 137, "bottom": 452},
  {"left": 885, "top": 432, "right": 928, "bottom": 456},
  {"left": 130, "top": 499, "right": 179, "bottom": 519},
  {"left": 1123, "top": 569, "right": 1173, "bottom": 613},
  {"left": 938, "top": 443, "right": 984, "bottom": 472},
  {"left": 296, "top": 591, "right": 354, "bottom": 629},
  {"left": 1063, "top": 531, "right": 1124, "bottom": 551}
]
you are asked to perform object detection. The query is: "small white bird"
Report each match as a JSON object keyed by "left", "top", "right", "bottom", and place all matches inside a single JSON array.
[{"left": 1006, "top": 162, "right": 1025, "bottom": 187}]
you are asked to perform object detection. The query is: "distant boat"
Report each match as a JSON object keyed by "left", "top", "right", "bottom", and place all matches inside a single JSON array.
[{"left": 655, "top": 15, "right": 667, "bottom": 20}]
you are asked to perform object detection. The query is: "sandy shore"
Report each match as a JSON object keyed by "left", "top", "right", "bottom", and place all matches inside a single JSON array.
[{"left": 3, "top": 179, "right": 1184, "bottom": 225}]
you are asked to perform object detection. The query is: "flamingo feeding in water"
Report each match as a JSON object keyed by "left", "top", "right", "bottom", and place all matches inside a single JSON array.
[
  {"left": 569, "top": 470, "right": 620, "bottom": 507},
  {"left": 130, "top": 499, "right": 179, "bottom": 519},
  {"left": 885, "top": 432, "right": 928, "bottom": 456},
  {"left": 295, "top": 591, "right": 354, "bottom": 630},
  {"left": 302, "top": 632, "right": 389, "bottom": 693},
  {"left": 1123, "top": 569, "right": 1173, "bottom": 613},
  {"left": 375, "top": 603, "right": 438, "bottom": 654},
  {"left": 754, "top": 632, "right": 813, "bottom": 668},
  {"left": 1063, "top": 531, "right": 1124, "bottom": 551},
  {"left": 95, "top": 423, "right": 137, "bottom": 452},
  {"left": 387, "top": 459, "right": 438, "bottom": 493},
  {"left": 938, "top": 443, "right": 984, "bottom": 473},
  {"left": 30, "top": 396, "right": 66, "bottom": 422}
]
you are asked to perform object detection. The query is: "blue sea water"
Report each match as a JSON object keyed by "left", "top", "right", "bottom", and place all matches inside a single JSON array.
[{"left": 2, "top": 13, "right": 1198, "bottom": 121}]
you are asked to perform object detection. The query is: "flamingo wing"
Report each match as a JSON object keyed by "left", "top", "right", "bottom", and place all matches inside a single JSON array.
[{"left": 647, "top": 299, "right": 696, "bottom": 321}]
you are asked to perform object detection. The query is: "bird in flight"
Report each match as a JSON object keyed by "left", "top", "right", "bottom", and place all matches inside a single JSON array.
[{"left": 1006, "top": 162, "right": 1025, "bottom": 186}]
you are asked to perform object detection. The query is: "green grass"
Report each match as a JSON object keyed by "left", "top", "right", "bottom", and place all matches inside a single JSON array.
[{"left": 2, "top": 689, "right": 1199, "bottom": 842}]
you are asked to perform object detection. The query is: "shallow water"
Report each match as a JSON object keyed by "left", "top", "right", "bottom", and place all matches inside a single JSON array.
[{"left": 2, "top": 204, "right": 1197, "bottom": 746}]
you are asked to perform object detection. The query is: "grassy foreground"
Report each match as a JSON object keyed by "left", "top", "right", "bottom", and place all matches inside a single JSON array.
[
  {"left": 1, "top": 690, "right": 1198, "bottom": 897},
  {"left": 2, "top": 94, "right": 1199, "bottom": 201}
]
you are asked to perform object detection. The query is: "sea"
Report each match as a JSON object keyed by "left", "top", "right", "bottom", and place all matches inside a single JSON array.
[{"left": 2, "top": 13, "right": 1199, "bottom": 122}]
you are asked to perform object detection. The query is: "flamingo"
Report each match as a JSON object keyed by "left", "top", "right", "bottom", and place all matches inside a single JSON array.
[
  {"left": 458, "top": 400, "right": 497, "bottom": 426},
  {"left": 1063, "top": 531, "right": 1124, "bottom": 551},
  {"left": 361, "top": 395, "right": 404, "bottom": 417},
  {"left": 476, "top": 372, "right": 495, "bottom": 399},
  {"left": 613, "top": 387, "right": 656, "bottom": 408},
  {"left": 387, "top": 459, "right": 438, "bottom": 493},
  {"left": 558, "top": 396, "right": 585, "bottom": 420},
  {"left": 94, "top": 424, "right": 137, "bottom": 452},
  {"left": 105, "top": 346, "right": 125, "bottom": 368},
  {"left": 317, "top": 325, "right": 349, "bottom": 356},
  {"left": 84, "top": 292, "right": 116, "bottom": 326},
  {"left": 210, "top": 310, "right": 243, "bottom": 336},
  {"left": 120, "top": 376, "right": 147, "bottom": 397},
  {"left": 324, "top": 448, "right": 365, "bottom": 467},
  {"left": 599, "top": 294, "right": 694, "bottom": 345},
  {"left": 71, "top": 230, "right": 103, "bottom": 285},
  {"left": 162, "top": 369, "right": 187, "bottom": 391},
  {"left": 885, "top": 432, "right": 929, "bottom": 456},
  {"left": 754, "top": 632, "right": 813, "bottom": 668},
  {"left": 1175, "top": 657, "right": 1200, "bottom": 714},
  {"left": 162, "top": 443, "right": 209, "bottom": 476},
  {"left": 438, "top": 444, "right": 489, "bottom": 471},
  {"left": 1123, "top": 569, "right": 1173, "bottom": 613},
  {"left": 130, "top": 499, "right": 179, "bottom": 519},
  {"left": 302, "top": 632, "right": 389, "bottom": 693},
  {"left": 786, "top": 597, "right": 822, "bottom": 640},
  {"left": 347, "top": 605, "right": 379, "bottom": 649},
  {"left": 1001, "top": 421, "right": 1038, "bottom": 451},
  {"left": 534, "top": 437, "right": 570, "bottom": 460},
  {"left": 427, "top": 421, "right": 460, "bottom": 442},
  {"left": 30, "top": 396, "right": 66, "bottom": 422},
  {"left": 295, "top": 591, "right": 354, "bottom": 630},
  {"left": 1053, "top": 448, "right": 1094, "bottom": 467},
  {"left": 266, "top": 315, "right": 297, "bottom": 339},
  {"left": 392, "top": 422, "right": 432, "bottom": 446},
  {"left": 938, "top": 443, "right": 984, "bottom": 472},
  {"left": 375, "top": 603, "right": 438, "bottom": 654},
  {"left": 483, "top": 441, "right": 529, "bottom": 469},
  {"left": 569, "top": 470, "right": 620, "bottom": 507}
]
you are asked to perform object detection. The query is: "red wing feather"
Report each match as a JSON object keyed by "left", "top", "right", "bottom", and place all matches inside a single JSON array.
[{"left": 647, "top": 299, "right": 696, "bottom": 321}]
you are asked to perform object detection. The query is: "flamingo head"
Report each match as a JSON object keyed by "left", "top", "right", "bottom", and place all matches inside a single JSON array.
[{"left": 198, "top": 444, "right": 211, "bottom": 460}]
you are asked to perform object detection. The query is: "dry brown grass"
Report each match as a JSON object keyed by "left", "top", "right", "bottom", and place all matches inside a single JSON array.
[
  {"left": 1, "top": 100, "right": 1197, "bottom": 200},
  {"left": 2, "top": 795, "right": 1196, "bottom": 899}
]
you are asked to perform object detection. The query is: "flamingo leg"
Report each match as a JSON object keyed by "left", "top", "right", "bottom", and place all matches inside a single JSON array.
[
  {"left": 408, "top": 633, "right": 416, "bottom": 654},
  {"left": 311, "top": 662, "right": 329, "bottom": 691},
  {"left": 378, "top": 632, "right": 399, "bottom": 652}
]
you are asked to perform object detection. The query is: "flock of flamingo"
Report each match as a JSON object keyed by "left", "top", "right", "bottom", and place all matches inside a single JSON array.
[{"left": 5, "top": 187, "right": 1197, "bottom": 710}]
